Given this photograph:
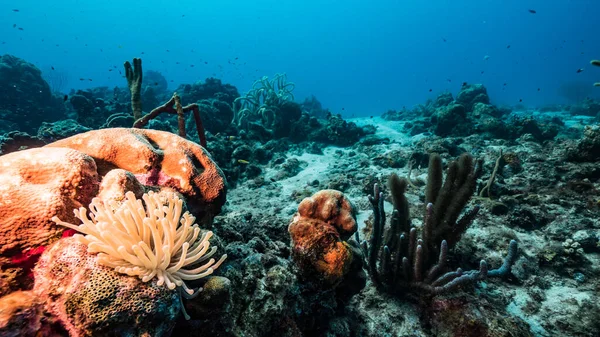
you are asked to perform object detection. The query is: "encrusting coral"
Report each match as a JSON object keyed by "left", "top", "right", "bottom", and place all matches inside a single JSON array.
[
  {"left": 34, "top": 237, "right": 181, "bottom": 336},
  {"left": 52, "top": 190, "right": 227, "bottom": 319}
]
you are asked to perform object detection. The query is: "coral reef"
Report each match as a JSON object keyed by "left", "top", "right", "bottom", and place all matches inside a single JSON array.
[
  {"left": 565, "top": 125, "right": 600, "bottom": 162},
  {"left": 396, "top": 85, "right": 561, "bottom": 142},
  {"left": 178, "top": 77, "right": 240, "bottom": 107},
  {"left": 0, "top": 54, "right": 65, "bottom": 133},
  {"left": 0, "top": 128, "right": 226, "bottom": 298},
  {"left": 3, "top": 50, "right": 600, "bottom": 336},
  {"left": 301, "top": 95, "right": 331, "bottom": 119}
]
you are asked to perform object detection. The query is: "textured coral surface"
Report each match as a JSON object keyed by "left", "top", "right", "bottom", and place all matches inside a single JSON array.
[
  {"left": 46, "top": 128, "right": 226, "bottom": 220},
  {"left": 289, "top": 190, "right": 358, "bottom": 283},
  {"left": 34, "top": 237, "right": 180, "bottom": 337},
  {"left": 0, "top": 147, "right": 99, "bottom": 269}
]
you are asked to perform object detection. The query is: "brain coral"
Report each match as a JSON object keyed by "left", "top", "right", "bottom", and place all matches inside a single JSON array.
[{"left": 34, "top": 237, "right": 180, "bottom": 337}]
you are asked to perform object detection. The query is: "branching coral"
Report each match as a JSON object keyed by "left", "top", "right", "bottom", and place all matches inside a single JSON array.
[
  {"left": 359, "top": 153, "right": 517, "bottom": 296},
  {"left": 52, "top": 191, "right": 227, "bottom": 297},
  {"left": 232, "top": 73, "right": 295, "bottom": 128}
]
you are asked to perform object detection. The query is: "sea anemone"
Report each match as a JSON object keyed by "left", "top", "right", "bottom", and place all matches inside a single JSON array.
[{"left": 52, "top": 191, "right": 227, "bottom": 297}]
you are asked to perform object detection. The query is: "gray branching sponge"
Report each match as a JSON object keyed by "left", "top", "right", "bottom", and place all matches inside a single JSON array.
[{"left": 358, "top": 153, "right": 518, "bottom": 296}]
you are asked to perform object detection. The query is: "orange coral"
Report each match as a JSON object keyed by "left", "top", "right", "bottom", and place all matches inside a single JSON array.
[
  {"left": 45, "top": 128, "right": 226, "bottom": 222},
  {"left": 288, "top": 190, "right": 357, "bottom": 284},
  {"left": 0, "top": 128, "right": 227, "bottom": 296},
  {"left": 0, "top": 147, "right": 100, "bottom": 267}
]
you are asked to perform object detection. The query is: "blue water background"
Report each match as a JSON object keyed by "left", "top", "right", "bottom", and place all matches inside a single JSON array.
[{"left": 1, "top": 0, "right": 599, "bottom": 117}]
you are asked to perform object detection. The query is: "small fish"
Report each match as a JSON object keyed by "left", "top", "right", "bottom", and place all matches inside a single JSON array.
[
  {"left": 51, "top": 66, "right": 55, "bottom": 70},
  {"left": 537, "top": 88, "right": 540, "bottom": 91},
  {"left": 12, "top": 9, "right": 19, "bottom": 12},
  {"left": 576, "top": 68, "right": 584, "bottom": 73},
  {"left": 483, "top": 55, "right": 490, "bottom": 61},
  {"left": 462, "top": 82, "right": 468, "bottom": 87},
  {"left": 237, "top": 159, "right": 250, "bottom": 164},
  {"left": 17, "top": 27, "right": 23, "bottom": 31},
  {"left": 12, "top": 24, "right": 16, "bottom": 28},
  {"left": 79, "top": 78, "right": 85, "bottom": 81},
  {"left": 228, "top": 136, "right": 236, "bottom": 141},
  {"left": 204, "top": 61, "right": 208, "bottom": 64},
  {"left": 429, "top": 88, "right": 432, "bottom": 92},
  {"left": 506, "top": 45, "right": 511, "bottom": 49},
  {"left": 528, "top": 9, "right": 536, "bottom": 14},
  {"left": 190, "top": 64, "right": 194, "bottom": 67},
  {"left": 88, "top": 78, "right": 93, "bottom": 81},
  {"left": 442, "top": 37, "right": 447, "bottom": 42},
  {"left": 519, "top": 99, "right": 523, "bottom": 102},
  {"left": 63, "top": 95, "right": 68, "bottom": 102}
]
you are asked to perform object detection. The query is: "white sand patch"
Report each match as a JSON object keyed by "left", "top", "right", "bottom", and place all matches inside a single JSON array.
[{"left": 349, "top": 116, "right": 418, "bottom": 145}]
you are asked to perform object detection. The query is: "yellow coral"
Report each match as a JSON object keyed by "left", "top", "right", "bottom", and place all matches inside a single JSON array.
[{"left": 52, "top": 191, "right": 227, "bottom": 297}]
